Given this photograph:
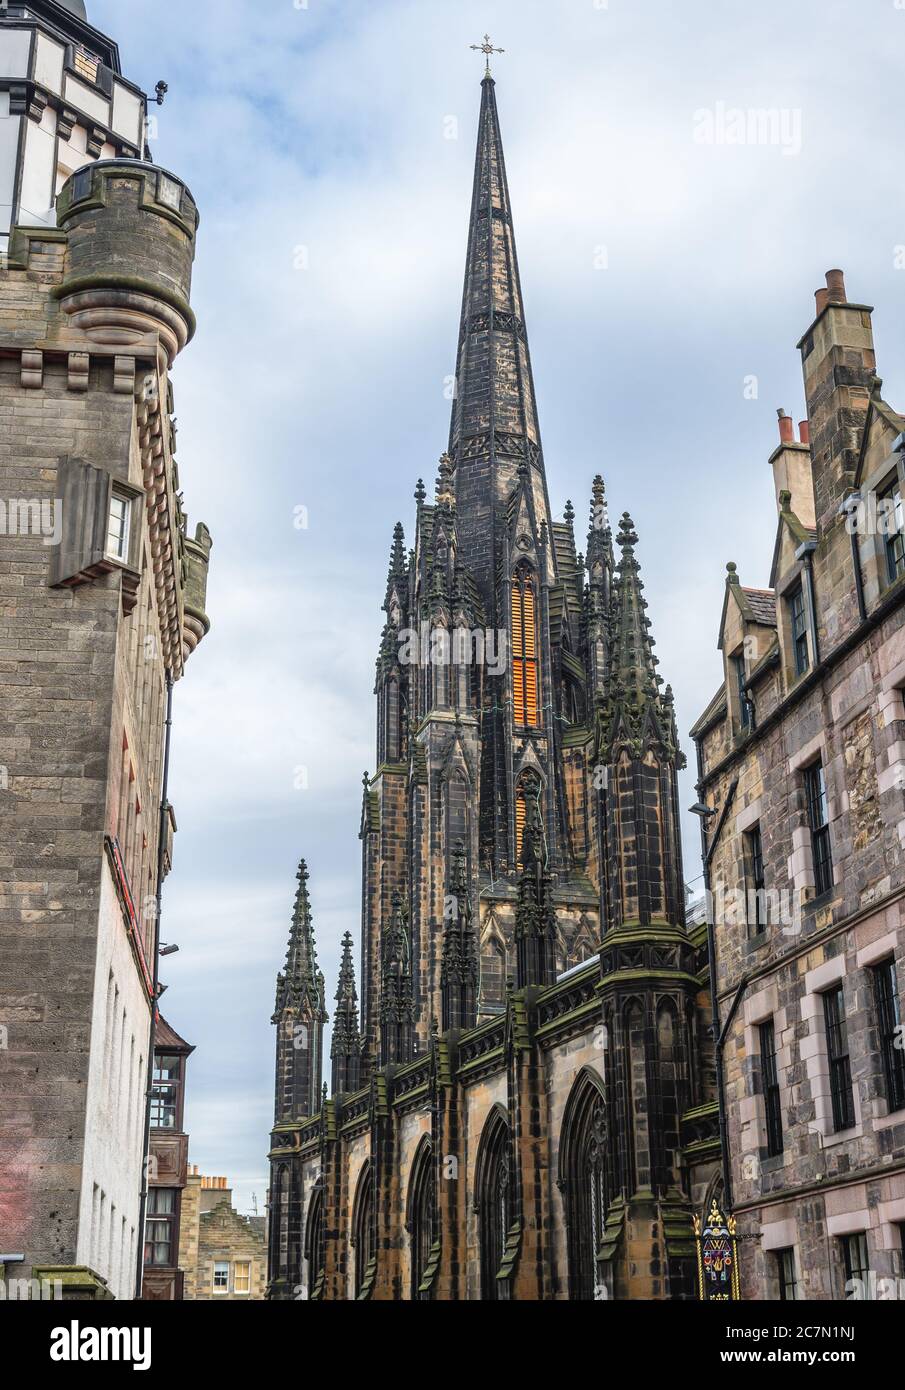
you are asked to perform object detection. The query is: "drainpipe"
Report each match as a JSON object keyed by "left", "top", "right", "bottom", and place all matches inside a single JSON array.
[{"left": 134, "top": 670, "right": 175, "bottom": 1298}]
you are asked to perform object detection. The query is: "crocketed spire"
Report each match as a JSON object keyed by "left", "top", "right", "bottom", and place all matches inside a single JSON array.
[
  {"left": 273, "top": 860, "right": 326, "bottom": 1024},
  {"left": 331, "top": 932, "right": 364, "bottom": 1095}
]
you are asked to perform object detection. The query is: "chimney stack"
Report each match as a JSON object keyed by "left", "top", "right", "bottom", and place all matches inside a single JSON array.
[
  {"left": 770, "top": 408, "right": 816, "bottom": 528},
  {"left": 798, "top": 267, "right": 875, "bottom": 532}
]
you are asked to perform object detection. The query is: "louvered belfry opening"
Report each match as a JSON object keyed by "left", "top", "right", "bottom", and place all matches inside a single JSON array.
[{"left": 511, "top": 568, "right": 539, "bottom": 728}]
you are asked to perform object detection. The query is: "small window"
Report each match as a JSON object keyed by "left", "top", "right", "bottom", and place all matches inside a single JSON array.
[
  {"left": 213, "top": 1261, "right": 229, "bottom": 1293},
  {"left": 776, "top": 1248, "right": 798, "bottom": 1300},
  {"left": 105, "top": 491, "right": 132, "bottom": 564},
  {"left": 759, "top": 1019, "right": 783, "bottom": 1157},
  {"left": 744, "top": 825, "right": 767, "bottom": 937},
  {"left": 823, "top": 985, "right": 855, "bottom": 1132},
  {"left": 841, "top": 1233, "right": 871, "bottom": 1298},
  {"left": 150, "top": 1054, "right": 181, "bottom": 1129},
  {"left": 804, "top": 762, "right": 833, "bottom": 897},
  {"left": 880, "top": 475, "right": 905, "bottom": 584},
  {"left": 789, "top": 583, "right": 809, "bottom": 678},
  {"left": 733, "top": 652, "right": 753, "bottom": 730},
  {"left": 872, "top": 958, "right": 905, "bottom": 1113},
  {"left": 143, "top": 1188, "right": 176, "bottom": 1268},
  {"left": 233, "top": 1260, "right": 251, "bottom": 1295}
]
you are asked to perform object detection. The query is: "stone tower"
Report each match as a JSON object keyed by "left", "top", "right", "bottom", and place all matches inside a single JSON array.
[
  {"left": 0, "top": 0, "right": 211, "bottom": 1300},
  {"left": 268, "top": 70, "right": 714, "bottom": 1303}
]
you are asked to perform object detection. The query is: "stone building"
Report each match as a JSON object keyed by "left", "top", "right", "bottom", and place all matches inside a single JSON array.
[
  {"left": 691, "top": 269, "right": 905, "bottom": 1300},
  {"left": 179, "top": 1171, "right": 267, "bottom": 1301},
  {"left": 267, "top": 71, "right": 721, "bottom": 1302},
  {"left": 141, "top": 1017, "right": 193, "bottom": 1300},
  {"left": 0, "top": 0, "right": 211, "bottom": 1299}
]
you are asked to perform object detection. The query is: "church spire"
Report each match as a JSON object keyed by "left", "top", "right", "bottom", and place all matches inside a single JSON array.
[
  {"left": 331, "top": 932, "right": 364, "bottom": 1096},
  {"left": 274, "top": 860, "right": 326, "bottom": 1021},
  {"left": 448, "top": 71, "right": 553, "bottom": 600},
  {"left": 272, "top": 860, "right": 327, "bottom": 1122},
  {"left": 608, "top": 514, "right": 661, "bottom": 719}
]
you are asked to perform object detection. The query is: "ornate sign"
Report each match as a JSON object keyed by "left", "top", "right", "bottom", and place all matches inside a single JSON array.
[{"left": 694, "top": 1198, "right": 740, "bottom": 1301}]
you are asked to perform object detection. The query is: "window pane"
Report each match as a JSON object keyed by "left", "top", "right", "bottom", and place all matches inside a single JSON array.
[
  {"left": 760, "top": 1019, "right": 783, "bottom": 1156},
  {"left": 824, "top": 987, "right": 855, "bottom": 1131},
  {"left": 105, "top": 493, "right": 130, "bottom": 561},
  {"left": 873, "top": 958, "right": 905, "bottom": 1112}
]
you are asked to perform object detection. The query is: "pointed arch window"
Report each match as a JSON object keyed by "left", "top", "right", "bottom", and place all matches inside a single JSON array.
[
  {"left": 304, "top": 1185, "right": 325, "bottom": 1301},
  {"left": 511, "top": 569, "right": 540, "bottom": 728},
  {"left": 407, "top": 1138, "right": 436, "bottom": 1300},
  {"left": 560, "top": 1070, "right": 609, "bottom": 1300},
  {"left": 476, "top": 1108, "right": 512, "bottom": 1301},
  {"left": 352, "top": 1163, "right": 375, "bottom": 1300},
  {"left": 275, "top": 1166, "right": 290, "bottom": 1279}
]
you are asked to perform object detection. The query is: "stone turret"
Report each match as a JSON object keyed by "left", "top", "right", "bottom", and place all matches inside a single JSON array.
[{"left": 55, "top": 160, "right": 200, "bottom": 366}]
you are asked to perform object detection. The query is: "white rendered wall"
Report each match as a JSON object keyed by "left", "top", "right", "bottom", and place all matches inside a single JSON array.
[{"left": 76, "top": 862, "right": 152, "bottom": 1299}]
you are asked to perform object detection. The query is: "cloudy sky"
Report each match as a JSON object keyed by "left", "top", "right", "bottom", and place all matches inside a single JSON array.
[{"left": 89, "top": 0, "right": 905, "bottom": 1212}]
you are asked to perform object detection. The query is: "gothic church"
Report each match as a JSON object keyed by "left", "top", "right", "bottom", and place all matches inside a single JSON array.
[{"left": 267, "top": 72, "right": 720, "bottom": 1301}]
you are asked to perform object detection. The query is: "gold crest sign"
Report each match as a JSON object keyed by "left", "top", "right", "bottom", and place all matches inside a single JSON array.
[{"left": 694, "top": 1198, "right": 740, "bottom": 1301}]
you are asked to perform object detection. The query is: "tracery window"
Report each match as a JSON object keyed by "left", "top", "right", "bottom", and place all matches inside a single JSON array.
[
  {"left": 560, "top": 1071, "right": 609, "bottom": 1300},
  {"left": 511, "top": 568, "right": 540, "bottom": 727},
  {"left": 408, "top": 1138, "right": 435, "bottom": 1300},
  {"left": 304, "top": 1185, "right": 325, "bottom": 1300},
  {"left": 477, "top": 1109, "right": 512, "bottom": 1301},
  {"left": 276, "top": 1166, "right": 290, "bottom": 1278},
  {"left": 352, "top": 1163, "right": 374, "bottom": 1299}
]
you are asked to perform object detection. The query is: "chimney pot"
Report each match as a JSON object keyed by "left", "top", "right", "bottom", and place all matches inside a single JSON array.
[
  {"left": 799, "top": 420, "right": 810, "bottom": 446},
  {"left": 825, "top": 268, "right": 846, "bottom": 303},
  {"left": 815, "top": 287, "right": 830, "bottom": 316},
  {"left": 777, "top": 409, "right": 794, "bottom": 445}
]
